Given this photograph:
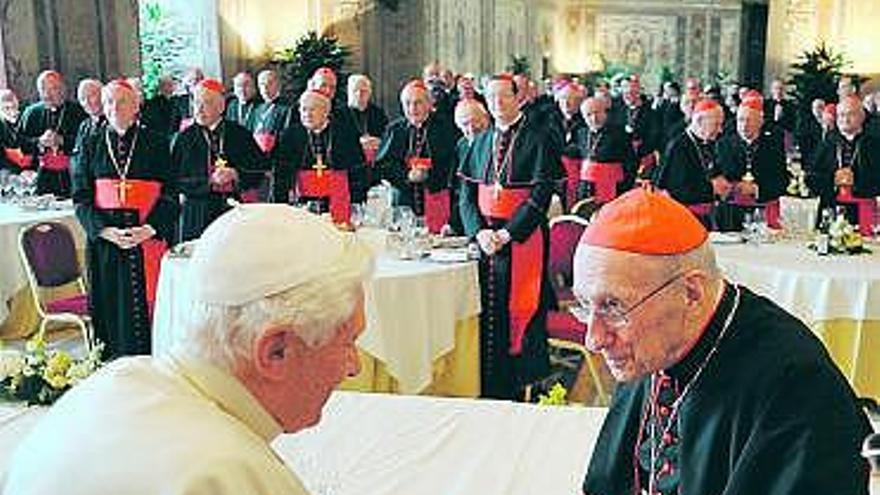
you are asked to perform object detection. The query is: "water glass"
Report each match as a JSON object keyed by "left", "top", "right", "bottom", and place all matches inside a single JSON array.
[{"left": 350, "top": 203, "right": 365, "bottom": 229}]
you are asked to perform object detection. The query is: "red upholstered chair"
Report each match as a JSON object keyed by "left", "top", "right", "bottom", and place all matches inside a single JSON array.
[
  {"left": 547, "top": 215, "right": 609, "bottom": 405},
  {"left": 18, "top": 221, "right": 92, "bottom": 350}
]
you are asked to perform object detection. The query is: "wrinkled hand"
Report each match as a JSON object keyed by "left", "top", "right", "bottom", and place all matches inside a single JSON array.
[
  {"left": 407, "top": 167, "right": 428, "bottom": 183},
  {"left": 100, "top": 227, "right": 135, "bottom": 249},
  {"left": 38, "top": 130, "right": 60, "bottom": 150},
  {"left": 476, "top": 229, "right": 497, "bottom": 255},
  {"left": 737, "top": 180, "right": 758, "bottom": 198},
  {"left": 211, "top": 166, "right": 239, "bottom": 187},
  {"left": 711, "top": 176, "right": 733, "bottom": 198},
  {"left": 126, "top": 225, "right": 156, "bottom": 246},
  {"left": 359, "top": 135, "right": 381, "bottom": 150},
  {"left": 834, "top": 167, "right": 854, "bottom": 187}
]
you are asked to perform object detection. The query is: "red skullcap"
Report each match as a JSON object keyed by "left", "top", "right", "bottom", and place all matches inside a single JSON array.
[
  {"left": 579, "top": 188, "right": 708, "bottom": 255},
  {"left": 739, "top": 96, "right": 763, "bottom": 111},
  {"left": 198, "top": 78, "right": 225, "bottom": 94},
  {"left": 403, "top": 78, "right": 428, "bottom": 94},
  {"left": 743, "top": 89, "right": 763, "bottom": 101},
  {"left": 693, "top": 99, "right": 720, "bottom": 113},
  {"left": 110, "top": 78, "right": 134, "bottom": 92},
  {"left": 314, "top": 67, "right": 336, "bottom": 78},
  {"left": 823, "top": 103, "right": 837, "bottom": 116}
]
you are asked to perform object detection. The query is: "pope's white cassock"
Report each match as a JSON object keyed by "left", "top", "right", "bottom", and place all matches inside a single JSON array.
[{"left": 1, "top": 354, "right": 309, "bottom": 494}]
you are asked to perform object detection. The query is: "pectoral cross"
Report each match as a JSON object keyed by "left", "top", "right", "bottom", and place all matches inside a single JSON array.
[
  {"left": 214, "top": 156, "right": 228, "bottom": 170},
  {"left": 313, "top": 155, "right": 327, "bottom": 177},
  {"left": 117, "top": 179, "right": 133, "bottom": 205}
]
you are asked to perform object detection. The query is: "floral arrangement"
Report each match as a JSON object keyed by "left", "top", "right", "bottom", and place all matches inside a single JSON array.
[
  {"left": 827, "top": 215, "right": 869, "bottom": 254},
  {"left": 0, "top": 337, "right": 103, "bottom": 406},
  {"left": 810, "top": 214, "right": 870, "bottom": 255},
  {"left": 786, "top": 160, "right": 811, "bottom": 198},
  {"left": 537, "top": 382, "right": 569, "bottom": 406}
]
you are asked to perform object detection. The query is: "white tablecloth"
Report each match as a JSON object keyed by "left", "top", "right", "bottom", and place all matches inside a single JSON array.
[
  {"left": 0, "top": 203, "right": 80, "bottom": 325},
  {"left": 714, "top": 240, "right": 880, "bottom": 324},
  {"left": 152, "top": 239, "right": 481, "bottom": 394},
  {"left": 0, "top": 391, "right": 605, "bottom": 495}
]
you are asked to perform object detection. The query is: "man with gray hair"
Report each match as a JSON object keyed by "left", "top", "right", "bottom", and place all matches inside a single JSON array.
[
  {"left": 2, "top": 204, "right": 372, "bottom": 494},
  {"left": 576, "top": 188, "right": 871, "bottom": 495},
  {"left": 18, "top": 69, "right": 87, "bottom": 197},
  {"left": 74, "top": 78, "right": 104, "bottom": 148}
]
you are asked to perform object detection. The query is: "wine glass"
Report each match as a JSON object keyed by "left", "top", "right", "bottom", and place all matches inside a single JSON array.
[{"left": 350, "top": 203, "right": 365, "bottom": 229}]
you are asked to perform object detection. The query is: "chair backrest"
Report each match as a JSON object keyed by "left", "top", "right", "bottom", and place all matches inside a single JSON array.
[
  {"left": 570, "top": 197, "right": 600, "bottom": 221},
  {"left": 19, "top": 221, "right": 82, "bottom": 288},
  {"left": 548, "top": 215, "right": 590, "bottom": 295}
]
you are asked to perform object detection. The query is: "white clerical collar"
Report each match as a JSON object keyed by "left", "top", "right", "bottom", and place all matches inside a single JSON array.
[
  {"left": 208, "top": 119, "right": 223, "bottom": 132},
  {"left": 308, "top": 120, "right": 330, "bottom": 134},
  {"left": 495, "top": 112, "right": 523, "bottom": 132},
  {"left": 161, "top": 353, "right": 283, "bottom": 442},
  {"left": 841, "top": 130, "right": 860, "bottom": 142}
]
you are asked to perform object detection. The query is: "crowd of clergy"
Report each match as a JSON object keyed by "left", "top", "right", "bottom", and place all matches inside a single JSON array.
[{"left": 1, "top": 61, "right": 878, "bottom": 494}]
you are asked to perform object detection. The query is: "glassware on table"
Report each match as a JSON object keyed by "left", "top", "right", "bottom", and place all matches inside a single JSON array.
[{"left": 350, "top": 203, "right": 365, "bottom": 230}]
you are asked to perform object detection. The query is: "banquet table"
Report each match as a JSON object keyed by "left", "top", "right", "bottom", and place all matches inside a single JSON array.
[
  {"left": 152, "top": 229, "right": 482, "bottom": 396},
  {"left": 714, "top": 238, "right": 880, "bottom": 400},
  {"left": 0, "top": 202, "right": 81, "bottom": 338},
  {"left": 0, "top": 391, "right": 604, "bottom": 494}
]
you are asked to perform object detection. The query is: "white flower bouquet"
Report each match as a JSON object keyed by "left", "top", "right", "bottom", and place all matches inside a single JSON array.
[{"left": 0, "top": 337, "right": 103, "bottom": 406}]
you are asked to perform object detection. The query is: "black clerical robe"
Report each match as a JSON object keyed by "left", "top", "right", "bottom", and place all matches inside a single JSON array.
[
  {"left": 343, "top": 103, "right": 389, "bottom": 187},
  {"left": 796, "top": 114, "right": 825, "bottom": 169},
  {"left": 72, "top": 124, "right": 177, "bottom": 358},
  {"left": 764, "top": 97, "right": 797, "bottom": 133},
  {"left": 457, "top": 114, "right": 558, "bottom": 400},
  {"left": 0, "top": 118, "right": 27, "bottom": 172},
  {"left": 561, "top": 113, "right": 587, "bottom": 157},
  {"left": 170, "top": 120, "right": 268, "bottom": 241},
  {"left": 141, "top": 95, "right": 181, "bottom": 138},
  {"left": 622, "top": 102, "right": 661, "bottom": 179},
  {"left": 271, "top": 119, "right": 366, "bottom": 222},
  {"left": 18, "top": 101, "right": 87, "bottom": 197},
  {"left": 570, "top": 124, "right": 635, "bottom": 204},
  {"left": 808, "top": 130, "right": 880, "bottom": 230},
  {"left": 375, "top": 114, "right": 460, "bottom": 230},
  {"left": 583, "top": 283, "right": 872, "bottom": 495},
  {"left": 224, "top": 96, "right": 262, "bottom": 132},
  {"left": 715, "top": 127, "right": 790, "bottom": 231},
  {"left": 655, "top": 130, "right": 721, "bottom": 227},
  {"left": 74, "top": 117, "right": 105, "bottom": 155}
]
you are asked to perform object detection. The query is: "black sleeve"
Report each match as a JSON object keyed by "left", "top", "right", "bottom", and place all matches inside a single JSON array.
[
  {"left": 270, "top": 126, "right": 298, "bottom": 203},
  {"left": 230, "top": 126, "right": 269, "bottom": 191},
  {"left": 505, "top": 132, "right": 557, "bottom": 241},
  {"left": 142, "top": 134, "right": 179, "bottom": 244},
  {"left": 71, "top": 132, "right": 108, "bottom": 240},
  {"left": 17, "top": 106, "right": 41, "bottom": 155},
  {"left": 170, "top": 131, "right": 210, "bottom": 199},
  {"left": 375, "top": 124, "right": 408, "bottom": 191},
  {"left": 806, "top": 140, "right": 834, "bottom": 204}
]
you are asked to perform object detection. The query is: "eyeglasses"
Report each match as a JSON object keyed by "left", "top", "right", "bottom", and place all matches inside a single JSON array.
[{"left": 569, "top": 272, "right": 686, "bottom": 329}]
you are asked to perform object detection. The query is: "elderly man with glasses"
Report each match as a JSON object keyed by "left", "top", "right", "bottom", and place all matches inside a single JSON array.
[{"left": 575, "top": 188, "right": 871, "bottom": 495}]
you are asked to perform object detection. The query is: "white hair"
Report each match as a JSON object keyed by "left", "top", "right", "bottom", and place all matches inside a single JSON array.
[
  {"left": 347, "top": 74, "right": 371, "bottom": 93},
  {"left": 174, "top": 241, "right": 374, "bottom": 371}
]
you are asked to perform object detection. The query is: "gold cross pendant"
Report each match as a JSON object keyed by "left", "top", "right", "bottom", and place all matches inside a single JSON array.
[
  {"left": 314, "top": 155, "right": 327, "bottom": 177},
  {"left": 117, "top": 179, "right": 133, "bottom": 205},
  {"left": 214, "top": 157, "right": 228, "bottom": 169}
]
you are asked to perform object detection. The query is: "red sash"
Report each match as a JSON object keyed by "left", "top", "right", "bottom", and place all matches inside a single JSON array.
[
  {"left": 5, "top": 148, "right": 32, "bottom": 169},
  {"left": 297, "top": 169, "right": 351, "bottom": 224},
  {"left": 94, "top": 179, "right": 167, "bottom": 310},
  {"left": 836, "top": 193, "right": 876, "bottom": 236},
  {"left": 40, "top": 151, "right": 70, "bottom": 171},
  {"left": 424, "top": 190, "right": 450, "bottom": 234},
  {"left": 361, "top": 143, "right": 377, "bottom": 165},
  {"left": 560, "top": 155, "right": 580, "bottom": 210},
  {"left": 580, "top": 160, "right": 624, "bottom": 203},
  {"left": 253, "top": 132, "right": 277, "bottom": 154},
  {"left": 407, "top": 156, "right": 432, "bottom": 170},
  {"left": 477, "top": 185, "right": 543, "bottom": 355}
]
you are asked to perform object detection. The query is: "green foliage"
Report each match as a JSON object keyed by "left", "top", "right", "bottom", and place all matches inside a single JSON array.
[
  {"left": 139, "top": 2, "right": 190, "bottom": 98},
  {"left": 271, "top": 31, "right": 350, "bottom": 101},
  {"left": 506, "top": 55, "right": 531, "bottom": 77},
  {"left": 788, "top": 42, "right": 850, "bottom": 116},
  {"left": 537, "top": 382, "right": 568, "bottom": 406}
]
